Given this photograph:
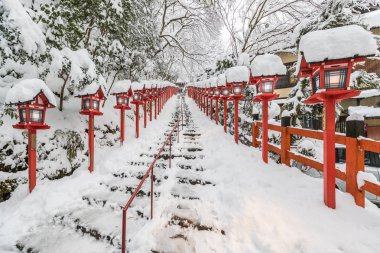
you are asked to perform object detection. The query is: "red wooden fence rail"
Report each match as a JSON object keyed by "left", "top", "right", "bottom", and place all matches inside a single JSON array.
[{"left": 252, "top": 121, "right": 380, "bottom": 208}]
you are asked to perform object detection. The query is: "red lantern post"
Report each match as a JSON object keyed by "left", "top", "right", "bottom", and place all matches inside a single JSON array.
[
  {"left": 131, "top": 91, "right": 144, "bottom": 138},
  {"left": 225, "top": 66, "right": 250, "bottom": 144},
  {"left": 298, "top": 25, "right": 377, "bottom": 209},
  {"left": 251, "top": 54, "right": 286, "bottom": 163},
  {"left": 111, "top": 81, "right": 133, "bottom": 145},
  {"left": 6, "top": 79, "right": 56, "bottom": 192},
  {"left": 77, "top": 84, "right": 106, "bottom": 173}
]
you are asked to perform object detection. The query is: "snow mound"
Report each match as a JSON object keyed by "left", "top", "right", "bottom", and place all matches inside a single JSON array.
[
  {"left": 357, "top": 171, "right": 380, "bottom": 189},
  {"left": 2, "top": 0, "right": 46, "bottom": 55},
  {"left": 5, "top": 78, "right": 57, "bottom": 106},
  {"left": 132, "top": 81, "right": 144, "bottom": 91},
  {"left": 281, "top": 110, "right": 291, "bottom": 117},
  {"left": 251, "top": 54, "right": 287, "bottom": 77},
  {"left": 209, "top": 77, "right": 218, "bottom": 88},
  {"left": 299, "top": 25, "right": 377, "bottom": 63},
  {"left": 225, "top": 66, "right": 250, "bottom": 83},
  {"left": 237, "top": 53, "right": 250, "bottom": 67},
  {"left": 76, "top": 82, "right": 106, "bottom": 97},
  {"left": 347, "top": 112, "right": 364, "bottom": 121},
  {"left": 348, "top": 106, "right": 380, "bottom": 118},
  {"left": 111, "top": 80, "right": 132, "bottom": 94},
  {"left": 361, "top": 10, "right": 380, "bottom": 29}
]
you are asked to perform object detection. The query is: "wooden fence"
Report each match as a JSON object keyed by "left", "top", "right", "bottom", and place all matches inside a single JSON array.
[{"left": 252, "top": 121, "right": 380, "bottom": 207}]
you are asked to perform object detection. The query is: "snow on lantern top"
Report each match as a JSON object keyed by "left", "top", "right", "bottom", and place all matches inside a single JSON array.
[
  {"left": 5, "top": 79, "right": 56, "bottom": 107},
  {"left": 131, "top": 81, "right": 144, "bottom": 91},
  {"left": 209, "top": 77, "right": 218, "bottom": 88},
  {"left": 111, "top": 80, "right": 132, "bottom": 95},
  {"left": 251, "top": 54, "right": 287, "bottom": 77},
  {"left": 217, "top": 73, "right": 226, "bottom": 87},
  {"left": 299, "top": 25, "right": 377, "bottom": 63},
  {"left": 76, "top": 82, "right": 106, "bottom": 99},
  {"left": 225, "top": 66, "right": 250, "bottom": 83}
]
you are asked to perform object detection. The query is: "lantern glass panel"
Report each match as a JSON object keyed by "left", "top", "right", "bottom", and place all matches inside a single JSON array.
[
  {"left": 233, "top": 86, "right": 242, "bottom": 95},
  {"left": 214, "top": 90, "right": 220, "bottom": 96},
  {"left": 262, "top": 81, "right": 274, "bottom": 93},
  {"left": 19, "top": 109, "right": 26, "bottom": 123},
  {"left": 83, "top": 99, "right": 91, "bottom": 110},
  {"left": 117, "top": 97, "right": 125, "bottom": 105},
  {"left": 93, "top": 100, "right": 99, "bottom": 110},
  {"left": 30, "top": 109, "right": 43, "bottom": 123},
  {"left": 210, "top": 91, "right": 214, "bottom": 95},
  {"left": 324, "top": 69, "right": 347, "bottom": 90},
  {"left": 133, "top": 94, "right": 140, "bottom": 101},
  {"left": 222, "top": 89, "right": 230, "bottom": 96},
  {"left": 313, "top": 74, "right": 320, "bottom": 93}
]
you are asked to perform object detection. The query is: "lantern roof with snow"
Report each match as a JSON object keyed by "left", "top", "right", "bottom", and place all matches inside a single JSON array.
[
  {"left": 111, "top": 80, "right": 132, "bottom": 95},
  {"left": 217, "top": 74, "right": 226, "bottom": 87},
  {"left": 251, "top": 54, "right": 287, "bottom": 77},
  {"left": 299, "top": 25, "right": 377, "bottom": 64},
  {"left": 76, "top": 82, "right": 106, "bottom": 99},
  {"left": 132, "top": 81, "right": 144, "bottom": 91},
  {"left": 225, "top": 66, "right": 250, "bottom": 83},
  {"left": 5, "top": 79, "right": 57, "bottom": 107}
]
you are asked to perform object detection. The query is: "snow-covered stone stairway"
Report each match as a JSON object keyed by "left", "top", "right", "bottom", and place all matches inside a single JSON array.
[
  {"left": 14, "top": 98, "right": 184, "bottom": 253},
  {"left": 132, "top": 97, "right": 225, "bottom": 253}
]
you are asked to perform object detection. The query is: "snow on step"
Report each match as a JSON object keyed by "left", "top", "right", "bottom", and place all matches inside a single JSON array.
[{"left": 17, "top": 225, "right": 112, "bottom": 253}]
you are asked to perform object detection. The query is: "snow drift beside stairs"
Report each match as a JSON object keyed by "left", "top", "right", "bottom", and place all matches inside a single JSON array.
[
  {"left": 299, "top": 25, "right": 378, "bottom": 63},
  {"left": 5, "top": 78, "right": 57, "bottom": 106},
  {"left": 251, "top": 54, "right": 287, "bottom": 77}
]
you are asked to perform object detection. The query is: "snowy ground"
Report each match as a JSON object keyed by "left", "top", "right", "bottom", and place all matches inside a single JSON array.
[{"left": 1, "top": 95, "right": 380, "bottom": 253}]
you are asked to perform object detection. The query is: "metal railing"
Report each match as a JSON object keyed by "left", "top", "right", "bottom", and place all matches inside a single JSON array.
[{"left": 121, "top": 98, "right": 184, "bottom": 253}]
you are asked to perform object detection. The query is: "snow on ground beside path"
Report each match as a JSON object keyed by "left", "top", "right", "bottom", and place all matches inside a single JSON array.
[
  {"left": 0, "top": 97, "right": 178, "bottom": 252},
  {"left": 181, "top": 98, "right": 380, "bottom": 253}
]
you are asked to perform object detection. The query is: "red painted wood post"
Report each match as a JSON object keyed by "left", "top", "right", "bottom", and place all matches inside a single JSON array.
[
  {"left": 151, "top": 168, "right": 154, "bottom": 219},
  {"left": 149, "top": 100, "right": 153, "bottom": 121},
  {"left": 210, "top": 98, "right": 213, "bottom": 120},
  {"left": 89, "top": 114, "right": 95, "bottom": 173},
  {"left": 28, "top": 129, "right": 37, "bottom": 193},
  {"left": 143, "top": 101, "right": 147, "bottom": 128},
  {"left": 206, "top": 98, "right": 209, "bottom": 116},
  {"left": 252, "top": 123, "right": 259, "bottom": 148},
  {"left": 324, "top": 98, "right": 336, "bottom": 209},
  {"left": 281, "top": 126, "right": 291, "bottom": 166},
  {"left": 135, "top": 104, "right": 140, "bottom": 138},
  {"left": 122, "top": 210, "right": 126, "bottom": 253},
  {"left": 234, "top": 99, "right": 239, "bottom": 144},
  {"left": 223, "top": 99, "right": 227, "bottom": 133},
  {"left": 215, "top": 99, "right": 219, "bottom": 125},
  {"left": 262, "top": 100, "right": 268, "bottom": 163},
  {"left": 154, "top": 99, "right": 157, "bottom": 119},
  {"left": 346, "top": 137, "right": 365, "bottom": 207},
  {"left": 120, "top": 108, "right": 125, "bottom": 145}
]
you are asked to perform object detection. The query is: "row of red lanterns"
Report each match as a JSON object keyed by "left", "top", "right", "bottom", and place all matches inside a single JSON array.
[
  {"left": 187, "top": 48, "right": 371, "bottom": 210},
  {"left": 6, "top": 81, "right": 178, "bottom": 193}
]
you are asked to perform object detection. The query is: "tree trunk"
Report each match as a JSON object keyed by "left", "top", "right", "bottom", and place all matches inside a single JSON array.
[{"left": 59, "top": 76, "right": 69, "bottom": 111}]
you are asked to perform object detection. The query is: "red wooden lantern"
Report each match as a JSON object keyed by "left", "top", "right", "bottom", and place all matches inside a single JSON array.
[
  {"left": 152, "top": 85, "right": 159, "bottom": 120},
  {"left": 77, "top": 83, "right": 106, "bottom": 173},
  {"left": 131, "top": 82, "right": 144, "bottom": 138},
  {"left": 225, "top": 66, "right": 250, "bottom": 144},
  {"left": 111, "top": 80, "right": 133, "bottom": 145},
  {"left": 5, "top": 79, "right": 56, "bottom": 192},
  {"left": 298, "top": 25, "right": 378, "bottom": 209},
  {"left": 251, "top": 54, "right": 287, "bottom": 164}
]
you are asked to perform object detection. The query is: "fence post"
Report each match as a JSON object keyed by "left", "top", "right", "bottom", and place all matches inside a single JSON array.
[
  {"left": 281, "top": 126, "right": 291, "bottom": 166},
  {"left": 346, "top": 138, "right": 365, "bottom": 207},
  {"left": 252, "top": 122, "right": 259, "bottom": 148},
  {"left": 122, "top": 210, "right": 126, "bottom": 253}
]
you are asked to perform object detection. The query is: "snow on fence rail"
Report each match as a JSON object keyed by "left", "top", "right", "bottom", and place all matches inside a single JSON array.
[
  {"left": 252, "top": 121, "right": 380, "bottom": 208},
  {"left": 121, "top": 100, "right": 184, "bottom": 253}
]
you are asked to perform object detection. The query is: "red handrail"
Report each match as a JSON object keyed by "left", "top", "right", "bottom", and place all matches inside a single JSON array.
[{"left": 121, "top": 101, "right": 183, "bottom": 253}]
